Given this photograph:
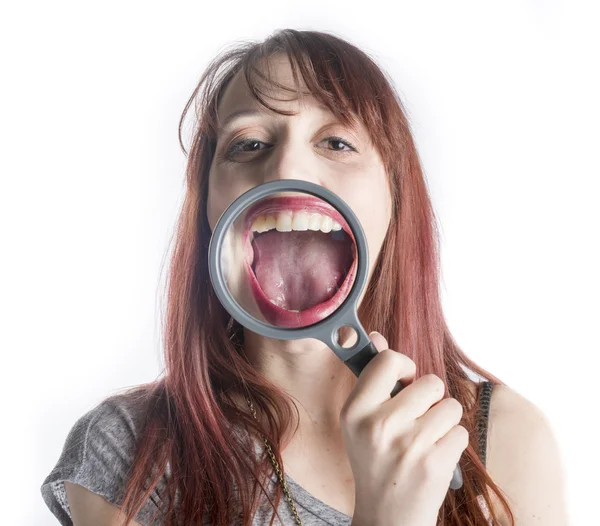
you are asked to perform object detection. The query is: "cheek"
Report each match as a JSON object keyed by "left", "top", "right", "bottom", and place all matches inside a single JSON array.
[
  {"left": 207, "top": 169, "right": 234, "bottom": 230},
  {"left": 345, "top": 177, "right": 392, "bottom": 249},
  {"left": 364, "top": 211, "right": 390, "bottom": 258},
  {"left": 207, "top": 170, "right": 257, "bottom": 231},
  {"left": 207, "top": 174, "right": 234, "bottom": 232},
  {"left": 206, "top": 179, "right": 220, "bottom": 232}
]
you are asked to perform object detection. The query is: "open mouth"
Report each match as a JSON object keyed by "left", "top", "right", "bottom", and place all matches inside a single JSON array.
[{"left": 242, "top": 196, "right": 357, "bottom": 328}]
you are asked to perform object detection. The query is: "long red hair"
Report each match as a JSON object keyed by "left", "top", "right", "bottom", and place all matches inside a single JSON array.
[{"left": 114, "top": 29, "right": 515, "bottom": 525}]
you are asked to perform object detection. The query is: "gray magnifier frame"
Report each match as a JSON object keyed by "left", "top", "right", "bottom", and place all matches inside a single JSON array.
[{"left": 208, "top": 179, "right": 463, "bottom": 490}]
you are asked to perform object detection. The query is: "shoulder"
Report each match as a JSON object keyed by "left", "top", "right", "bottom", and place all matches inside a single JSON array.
[
  {"left": 62, "top": 389, "right": 151, "bottom": 473},
  {"left": 63, "top": 389, "right": 151, "bottom": 469},
  {"left": 484, "top": 383, "right": 570, "bottom": 525},
  {"left": 64, "top": 481, "right": 145, "bottom": 526},
  {"left": 41, "top": 387, "right": 165, "bottom": 525}
]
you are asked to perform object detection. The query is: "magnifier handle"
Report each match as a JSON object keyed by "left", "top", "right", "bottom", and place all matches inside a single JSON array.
[{"left": 344, "top": 341, "right": 464, "bottom": 490}]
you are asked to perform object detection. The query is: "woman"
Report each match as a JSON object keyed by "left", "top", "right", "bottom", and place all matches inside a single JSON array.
[{"left": 41, "top": 29, "right": 568, "bottom": 525}]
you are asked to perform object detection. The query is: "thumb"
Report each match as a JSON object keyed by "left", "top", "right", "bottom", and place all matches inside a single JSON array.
[{"left": 368, "top": 331, "right": 389, "bottom": 352}]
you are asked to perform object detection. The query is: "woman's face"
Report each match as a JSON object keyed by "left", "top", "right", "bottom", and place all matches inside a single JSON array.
[{"left": 207, "top": 54, "right": 392, "bottom": 327}]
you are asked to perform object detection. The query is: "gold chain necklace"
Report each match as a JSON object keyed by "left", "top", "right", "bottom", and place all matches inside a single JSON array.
[{"left": 245, "top": 396, "right": 303, "bottom": 525}]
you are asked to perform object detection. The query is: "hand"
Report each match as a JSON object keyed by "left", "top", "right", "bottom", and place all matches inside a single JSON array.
[{"left": 341, "top": 332, "right": 469, "bottom": 526}]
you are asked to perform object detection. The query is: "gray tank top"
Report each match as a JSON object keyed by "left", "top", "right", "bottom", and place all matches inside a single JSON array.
[{"left": 41, "top": 382, "right": 494, "bottom": 525}]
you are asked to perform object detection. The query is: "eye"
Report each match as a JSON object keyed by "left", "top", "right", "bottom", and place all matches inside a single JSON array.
[
  {"left": 224, "top": 135, "right": 358, "bottom": 161},
  {"left": 225, "top": 138, "right": 268, "bottom": 158},
  {"left": 319, "top": 136, "right": 357, "bottom": 153}
]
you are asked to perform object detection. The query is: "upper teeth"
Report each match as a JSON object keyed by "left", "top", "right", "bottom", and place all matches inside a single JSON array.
[{"left": 250, "top": 211, "right": 343, "bottom": 233}]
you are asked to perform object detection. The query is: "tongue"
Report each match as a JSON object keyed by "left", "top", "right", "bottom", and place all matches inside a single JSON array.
[{"left": 251, "top": 229, "right": 354, "bottom": 311}]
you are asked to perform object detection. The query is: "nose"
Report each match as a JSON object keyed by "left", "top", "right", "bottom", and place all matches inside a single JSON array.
[{"left": 261, "top": 134, "right": 320, "bottom": 186}]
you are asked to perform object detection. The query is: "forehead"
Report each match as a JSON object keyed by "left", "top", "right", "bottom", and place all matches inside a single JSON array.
[
  {"left": 219, "top": 55, "right": 302, "bottom": 108},
  {"left": 216, "top": 55, "right": 339, "bottom": 128}
]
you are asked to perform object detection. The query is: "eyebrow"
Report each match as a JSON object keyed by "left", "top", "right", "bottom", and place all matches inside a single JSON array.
[
  {"left": 216, "top": 109, "right": 263, "bottom": 135},
  {"left": 216, "top": 104, "right": 349, "bottom": 136}
]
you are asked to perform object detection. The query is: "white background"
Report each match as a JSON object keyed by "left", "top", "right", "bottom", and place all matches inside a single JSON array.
[{"left": 2, "top": 1, "right": 598, "bottom": 524}]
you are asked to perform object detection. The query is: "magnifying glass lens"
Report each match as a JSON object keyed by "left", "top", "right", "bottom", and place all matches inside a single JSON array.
[{"left": 220, "top": 191, "right": 358, "bottom": 329}]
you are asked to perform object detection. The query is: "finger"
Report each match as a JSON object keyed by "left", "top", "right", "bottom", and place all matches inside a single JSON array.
[
  {"left": 381, "top": 374, "right": 446, "bottom": 423},
  {"left": 369, "top": 331, "right": 388, "bottom": 351},
  {"left": 432, "top": 425, "right": 469, "bottom": 468},
  {"left": 415, "top": 397, "right": 464, "bottom": 445},
  {"left": 369, "top": 331, "right": 415, "bottom": 388},
  {"left": 344, "top": 334, "right": 416, "bottom": 418}
]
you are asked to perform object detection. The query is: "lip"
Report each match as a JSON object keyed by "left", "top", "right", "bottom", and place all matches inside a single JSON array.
[{"left": 241, "top": 195, "right": 357, "bottom": 328}]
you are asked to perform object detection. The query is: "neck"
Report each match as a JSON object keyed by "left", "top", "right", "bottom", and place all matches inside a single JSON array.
[{"left": 240, "top": 329, "right": 357, "bottom": 434}]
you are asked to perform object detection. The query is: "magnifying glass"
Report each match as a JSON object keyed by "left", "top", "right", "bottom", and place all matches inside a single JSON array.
[{"left": 208, "top": 179, "right": 463, "bottom": 490}]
